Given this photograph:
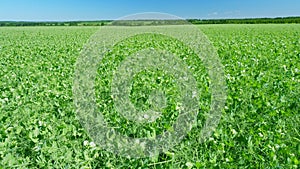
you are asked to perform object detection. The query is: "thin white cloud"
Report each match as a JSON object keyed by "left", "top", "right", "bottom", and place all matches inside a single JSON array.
[
  {"left": 208, "top": 12, "right": 218, "bottom": 16},
  {"left": 207, "top": 10, "right": 241, "bottom": 18},
  {"left": 224, "top": 10, "right": 241, "bottom": 16}
]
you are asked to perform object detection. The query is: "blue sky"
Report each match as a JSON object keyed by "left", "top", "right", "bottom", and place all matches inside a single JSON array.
[{"left": 0, "top": 0, "right": 299, "bottom": 21}]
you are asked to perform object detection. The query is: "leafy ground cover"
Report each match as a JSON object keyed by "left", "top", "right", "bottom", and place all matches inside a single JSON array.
[{"left": 0, "top": 25, "right": 299, "bottom": 168}]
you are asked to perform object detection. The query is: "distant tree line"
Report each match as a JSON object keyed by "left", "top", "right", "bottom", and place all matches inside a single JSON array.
[
  {"left": 0, "top": 21, "right": 111, "bottom": 27},
  {"left": 187, "top": 17, "right": 300, "bottom": 24},
  {"left": 0, "top": 17, "right": 299, "bottom": 26},
  {"left": 111, "top": 19, "right": 188, "bottom": 26}
]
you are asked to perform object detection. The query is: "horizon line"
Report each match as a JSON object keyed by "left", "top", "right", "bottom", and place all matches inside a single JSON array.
[{"left": 1, "top": 15, "right": 299, "bottom": 22}]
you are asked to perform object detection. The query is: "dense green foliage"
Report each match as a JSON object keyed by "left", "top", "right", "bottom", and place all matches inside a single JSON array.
[
  {"left": 188, "top": 17, "right": 300, "bottom": 24},
  {"left": 0, "top": 25, "right": 299, "bottom": 168},
  {"left": 95, "top": 32, "right": 209, "bottom": 140},
  {"left": 0, "top": 21, "right": 111, "bottom": 27}
]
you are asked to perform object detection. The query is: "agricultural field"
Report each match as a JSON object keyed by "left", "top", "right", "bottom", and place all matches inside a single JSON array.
[{"left": 0, "top": 24, "right": 299, "bottom": 168}]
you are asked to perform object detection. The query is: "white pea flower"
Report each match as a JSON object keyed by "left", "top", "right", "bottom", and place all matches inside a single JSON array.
[
  {"left": 83, "top": 140, "right": 89, "bottom": 146},
  {"left": 89, "top": 141, "right": 96, "bottom": 147}
]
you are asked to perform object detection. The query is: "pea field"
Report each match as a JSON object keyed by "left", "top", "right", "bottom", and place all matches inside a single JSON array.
[{"left": 0, "top": 24, "right": 299, "bottom": 168}]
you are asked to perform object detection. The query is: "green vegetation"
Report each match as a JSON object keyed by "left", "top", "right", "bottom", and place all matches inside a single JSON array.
[
  {"left": 0, "top": 25, "right": 299, "bottom": 168},
  {"left": 188, "top": 16, "right": 300, "bottom": 24},
  {"left": 0, "top": 21, "right": 111, "bottom": 27}
]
